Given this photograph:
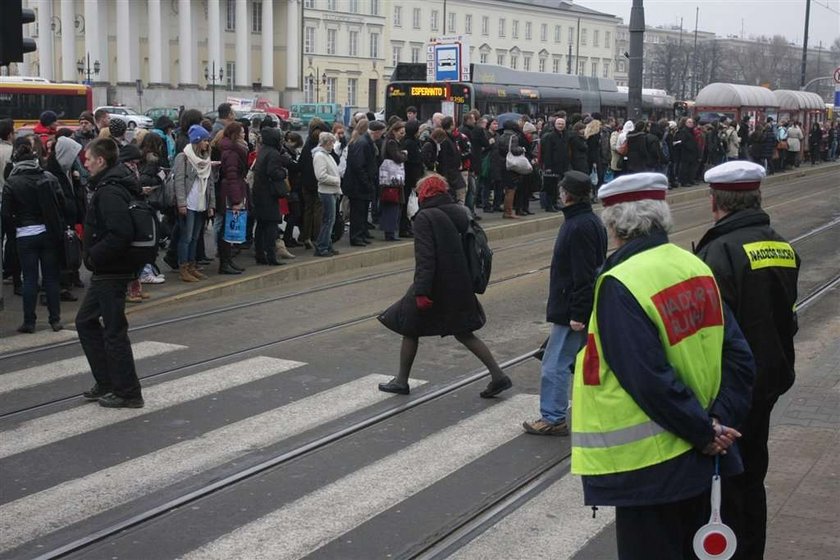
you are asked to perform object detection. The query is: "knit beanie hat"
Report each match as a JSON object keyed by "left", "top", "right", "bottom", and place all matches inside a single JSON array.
[
  {"left": 188, "top": 124, "right": 210, "bottom": 144},
  {"left": 109, "top": 118, "right": 128, "bottom": 138},
  {"left": 40, "top": 110, "right": 58, "bottom": 127}
]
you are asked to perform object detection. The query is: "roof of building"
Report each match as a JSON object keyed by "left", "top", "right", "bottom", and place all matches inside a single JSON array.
[
  {"left": 516, "top": 0, "right": 620, "bottom": 20},
  {"left": 695, "top": 83, "right": 779, "bottom": 109},
  {"left": 773, "top": 90, "right": 826, "bottom": 111}
]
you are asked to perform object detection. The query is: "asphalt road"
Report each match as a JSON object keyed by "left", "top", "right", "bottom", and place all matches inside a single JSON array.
[{"left": 0, "top": 169, "right": 837, "bottom": 560}]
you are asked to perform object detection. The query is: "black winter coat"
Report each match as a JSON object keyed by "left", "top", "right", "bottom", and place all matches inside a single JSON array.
[
  {"left": 545, "top": 202, "right": 608, "bottom": 324},
  {"left": 342, "top": 134, "right": 378, "bottom": 201},
  {"left": 674, "top": 126, "right": 699, "bottom": 164},
  {"left": 497, "top": 125, "right": 526, "bottom": 187},
  {"left": 83, "top": 163, "right": 142, "bottom": 277},
  {"left": 436, "top": 135, "right": 466, "bottom": 191},
  {"left": 252, "top": 128, "right": 290, "bottom": 221},
  {"left": 1, "top": 161, "right": 69, "bottom": 245},
  {"left": 569, "top": 133, "right": 589, "bottom": 173},
  {"left": 625, "top": 131, "right": 649, "bottom": 173},
  {"left": 45, "top": 155, "right": 85, "bottom": 226},
  {"left": 695, "top": 209, "right": 800, "bottom": 404},
  {"left": 378, "top": 194, "right": 485, "bottom": 337},
  {"left": 403, "top": 136, "right": 424, "bottom": 190},
  {"left": 298, "top": 136, "right": 319, "bottom": 195},
  {"left": 540, "top": 129, "right": 569, "bottom": 176}
]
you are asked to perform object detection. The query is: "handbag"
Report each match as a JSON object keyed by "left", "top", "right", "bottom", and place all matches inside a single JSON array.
[
  {"left": 62, "top": 228, "right": 82, "bottom": 270},
  {"left": 407, "top": 190, "right": 420, "bottom": 219},
  {"left": 505, "top": 136, "right": 533, "bottom": 175},
  {"left": 379, "top": 158, "right": 406, "bottom": 186},
  {"left": 223, "top": 209, "right": 248, "bottom": 244},
  {"left": 590, "top": 165, "right": 599, "bottom": 186},
  {"left": 776, "top": 140, "right": 789, "bottom": 151},
  {"left": 380, "top": 185, "right": 402, "bottom": 204}
]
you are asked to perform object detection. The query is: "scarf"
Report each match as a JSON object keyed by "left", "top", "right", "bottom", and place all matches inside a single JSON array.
[{"left": 184, "top": 143, "right": 212, "bottom": 200}]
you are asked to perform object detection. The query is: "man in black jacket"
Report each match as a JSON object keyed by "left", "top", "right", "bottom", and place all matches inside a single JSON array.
[
  {"left": 695, "top": 161, "right": 800, "bottom": 559},
  {"left": 523, "top": 171, "right": 607, "bottom": 435},
  {"left": 674, "top": 118, "right": 699, "bottom": 187},
  {"left": 343, "top": 121, "right": 385, "bottom": 246},
  {"left": 539, "top": 117, "right": 569, "bottom": 212},
  {"left": 75, "top": 138, "right": 144, "bottom": 409}
]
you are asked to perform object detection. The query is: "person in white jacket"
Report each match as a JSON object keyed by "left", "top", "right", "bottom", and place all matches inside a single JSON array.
[{"left": 313, "top": 132, "right": 342, "bottom": 256}]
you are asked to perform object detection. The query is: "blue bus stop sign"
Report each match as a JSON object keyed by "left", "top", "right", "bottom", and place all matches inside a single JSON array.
[{"left": 434, "top": 44, "right": 460, "bottom": 82}]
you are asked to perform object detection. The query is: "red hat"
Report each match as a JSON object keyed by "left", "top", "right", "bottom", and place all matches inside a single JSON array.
[{"left": 416, "top": 174, "right": 449, "bottom": 202}]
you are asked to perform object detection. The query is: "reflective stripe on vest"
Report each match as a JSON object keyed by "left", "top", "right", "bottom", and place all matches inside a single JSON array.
[{"left": 571, "top": 243, "right": 724, "bottom": 476}]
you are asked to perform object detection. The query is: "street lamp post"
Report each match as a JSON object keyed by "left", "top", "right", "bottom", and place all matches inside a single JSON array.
[
  {"left": 76, "top": 53, "right": 100, "bottom": 85},
  {"left": 307, "top": 68, "right": 328, "bottom": 103},
  {"left": 204, "top": 62, "right": 224, "bottom": 112}
]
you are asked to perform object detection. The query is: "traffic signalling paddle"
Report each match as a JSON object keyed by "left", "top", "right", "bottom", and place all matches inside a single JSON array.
[{"left": 693, "top": 458, "right": 737, "bottom": 559}]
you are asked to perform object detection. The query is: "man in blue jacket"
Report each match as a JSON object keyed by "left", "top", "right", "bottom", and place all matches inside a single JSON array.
[{"left": 523, "top": 170, "right": 607, "bottom": 436}]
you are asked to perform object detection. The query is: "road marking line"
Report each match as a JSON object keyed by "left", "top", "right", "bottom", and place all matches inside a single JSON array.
[
  {"left": 0, "top": 341, "right": 186, "bottom": 395},
  {"left": 182, "top": 394, "right": 537, "bottom": 560},
  {"left": 0, "top": 329, "right": 78, "bottom": 355},
  {"left": 0, "top": 374, "right": 424, "bottom": 553},
  {"left": 0, "top": 356, "right": 304, "bottom": 459}
]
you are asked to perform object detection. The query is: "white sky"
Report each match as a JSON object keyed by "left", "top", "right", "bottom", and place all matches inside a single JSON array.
[{"left": 578, "top": 0, "right": 840, "bottom": 51}]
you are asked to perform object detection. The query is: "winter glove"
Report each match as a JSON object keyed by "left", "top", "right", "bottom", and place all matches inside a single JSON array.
[{"left": 415, "top": 295, "right": 434, "bottom": 311}]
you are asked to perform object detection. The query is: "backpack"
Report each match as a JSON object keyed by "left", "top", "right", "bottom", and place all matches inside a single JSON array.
[
  {"left": 127, "top": 198, "right": 160, "bottom": 268},
  {"left": 454, "top": 130, "right": 472, "bottom": 170},
  {"left": 462, "top": 216, "right": 493, "bottom": 294}
]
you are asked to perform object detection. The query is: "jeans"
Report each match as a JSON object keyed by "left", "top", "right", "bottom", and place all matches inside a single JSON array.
[
  {"left": 177, "top": 210, "right": 205, "bottom": 265},
  {"left": 315, "top": 193, "right": 337, "bottom": 255},
  {"left": 75, "top": 278, "right": 141, "bottom": 399},
  {"left": 18, "top": 232, "right": 61, "bottom": 325},
  {"left": 539, "top": 323, "right": 586, "bottom": 424}
]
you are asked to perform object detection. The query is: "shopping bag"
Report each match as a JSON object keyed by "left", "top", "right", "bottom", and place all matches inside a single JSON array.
[
  {"left": 224, "top": 209, "right": 248, "bottom": 244},
  {"left": 407, "top": 190, "right": 420, "bottom": 219}
]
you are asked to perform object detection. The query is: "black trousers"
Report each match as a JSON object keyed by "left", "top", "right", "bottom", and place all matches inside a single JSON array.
[
  {"left": 348, "top": 197, "right": 369, "bottom": 244},
  {"left": 678, "top": 159, "right": 697, "bottom": 186},
  {"left": 75, "top": 278, "right": 141, "bottom": 399},
  {"left": 721, "top": 398, "right": 774, "bottom": 560},
  {"left": 615, "top": 491, "right": 710, "bottom": 560},
  {"left": 254, "top": 219, "right": 279, "bottom": 262}
]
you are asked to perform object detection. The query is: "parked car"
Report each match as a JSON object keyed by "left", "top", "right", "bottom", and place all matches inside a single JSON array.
[
  {"left": 290, "top": 103, "right": 343, "bottom": 128},
  {"left": 145, "top": 107, "right": 180, "bottom": 123},
  {"left": 95, "top": 106, "right": 154, "bottom": 129}
]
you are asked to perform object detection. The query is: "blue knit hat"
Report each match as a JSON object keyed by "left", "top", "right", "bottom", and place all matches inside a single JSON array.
[
  {"left": 188, "top": 124, "right": 210, "bottom": 144},
  {"left": 40, "top": 110, "right": 58, "bottom": 127}
]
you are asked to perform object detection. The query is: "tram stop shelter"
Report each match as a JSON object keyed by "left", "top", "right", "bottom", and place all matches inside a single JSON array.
[{"left": 694, "top": 83, "right": 779, "bottom": 125}]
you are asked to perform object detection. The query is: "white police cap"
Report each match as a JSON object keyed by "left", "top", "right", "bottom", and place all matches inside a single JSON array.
[
  {"left": 598, "top": 173, "right": 669, "bottom": 207},
  {"left": 704, "top": 161, "right": 766, "bottom": 191}
]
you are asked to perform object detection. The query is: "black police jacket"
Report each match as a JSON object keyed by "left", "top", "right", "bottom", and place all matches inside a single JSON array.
[{"left": 695, "top": 208, "right": 800, "bottom": 404}]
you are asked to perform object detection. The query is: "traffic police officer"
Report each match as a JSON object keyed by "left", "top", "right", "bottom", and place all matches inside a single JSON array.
[
  {"left": 571, "top": 172, "right": 756, "bottom": 559},
  {"left": 695, "top": 160, "right": 800, "bottom": 559}
]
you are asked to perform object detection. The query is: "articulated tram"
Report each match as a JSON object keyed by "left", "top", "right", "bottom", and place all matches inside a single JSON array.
[{"left": 385, "top": 63, "right": 675, "bottom": 123}]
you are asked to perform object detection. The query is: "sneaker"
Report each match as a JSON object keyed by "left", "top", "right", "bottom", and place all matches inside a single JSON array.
[
  {"left": 83, "top": 383, "right": 111, "bottom": 401},
  {"left": 522, "top": 418, "right": 569, "bottom": 436},
  {"left": 139, "top": 272, "right": 165, "bottom": 284},
  {"left": 479, "top": 375, "right": 513, "bottom": 398},
  {"left": 16, "top": 323, "right": 35, "bottom": 334},
  {"left": 98, "top": 393, "right": 145, "bottom": 409}
]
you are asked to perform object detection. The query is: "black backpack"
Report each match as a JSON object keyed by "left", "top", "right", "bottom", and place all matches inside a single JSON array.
[
  {"left": 462, "top": 217, "right": 493, "bottom": 294},
  {"left": 110, "top": 187, "right": 161, "bottom": 268}
]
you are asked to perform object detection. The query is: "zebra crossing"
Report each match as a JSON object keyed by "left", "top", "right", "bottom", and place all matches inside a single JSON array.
[{"left": 0, "top": 342, "right": 606, "bottom": 560}]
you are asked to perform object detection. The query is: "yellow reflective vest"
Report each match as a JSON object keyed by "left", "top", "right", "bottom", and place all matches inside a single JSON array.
[{"left": 571, "top": 243, "right": 725, "bottom": 476}]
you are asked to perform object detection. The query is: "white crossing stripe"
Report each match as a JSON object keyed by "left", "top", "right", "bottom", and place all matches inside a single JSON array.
[
  {"left": 182, "top": 394, "right": 538, "bottom": 560},
  {"left": 0, "top": 341, "right": 186, "bottom": 395},
  {"left": 0, "top": 329, "right": 79, "bottom": 355},
  {"left": 450, "top": 472, "right": 615, "bottom": 560},
  {"left": 0, "top": 356, "right": 304, "bottom": 459},
  {"left": 0, "top": 374, "right": 424, "bottom": 553}
]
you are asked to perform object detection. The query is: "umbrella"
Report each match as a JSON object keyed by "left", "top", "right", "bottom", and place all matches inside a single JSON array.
[{"left": 496, "top": 112, "right": 525, "bottom": 127}]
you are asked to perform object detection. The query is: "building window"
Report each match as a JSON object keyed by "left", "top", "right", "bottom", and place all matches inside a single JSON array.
[
  {"left": 347, "top": 78, "right": 357, "bottom": 106},
  {"left": 568, "top": 26, "right": 574, "bottom": 45},
  {"left": 411, "top": 47, "right": 420, "bottom": 63},
  {"left": 370, "top": 32, "right": 379, "bottom": 58},
  {"left": 541, "top": 23, "right": 547, "bottom": 41},
  {"left": 539, "top": 57, "right": 546, "bottom": 72},
  {"left": 480, "top": 52, "right": 489, "bottom": 63},
  {"left": 482, "top": 16, "right": 489, "bottom": 35},
  {"left": 252, "top": 1, "right": 262, "bottom": 33},
  {"left": 392, "top": 46, "right": 401, "bottom": 66},
  {"left": 349, "top": 0, "right": 358, "bottom": 13},
  {"left": 552, "top": 58, "right": 560, "bottom": 73},
  {"left": 497, "top": 53, "right": 505, "bottom": 65},
  {"left": 523, "top": 56, "right": 531, "bottom": 71},
  {"left": 447, "top": 12, "right": 455, "bottom": 33},
  {"left": 581, "top": 29, "right": 588, "bottom": 46},
  {"left": 525, "top": 22, "right": 532, "bottom": 40},
  {"left": 303, "top": 0, "right": 314, "bottom": 8},
  {"left": 370, "top": 0, "right": 379, "bottom": 16},
  {"left": 413, "top": 8, "right": 421, "bottom": 29},
  {"left": 603, "top": 60, "right": 610, "bottom": 77},
  {"left": 512, "top": 20, "right": 519, "bottom": 39},
  {"left": 393, "top": 5, "right": 401, "bottom": 26},
  {"left": 304, "top": 27, "right": 315, "bottom": 54},
  {"left": 554, "top": 25, "right": 561, "bottom": 42},
  {"left": 349, "top": 30, "right": 359, "bottom": 56},
  {"left": 593, "top": 30, "right": 600, "bottom": 47},
  {"left": 327, "top": 29, "right": 337, "bottom": 54},
  {"left": 225, "top": 61, "right": 236, "bottom": 89},
  {"left": 431, "top": 10, "right": 439, "bottom": 31},
  {"left": 591, "top": 60, "right": 598, "bottom": 76},
  {"left": 618, "top": 61, "right": 625, "bottom": 73},
  {"left": 510, "top": 55, "right": 518, "bottom": 69},
  {"left": 578, "top": 59, "right": 585, "bottom": 75},
  {"left": 498, "top": 18, "right": 505, "bottom": 37},
  {"left": 226, "top": 0, "right": 236, "bottom": 30},
  {"left": 326, "top": 77, "right": 337, "bottom": 103},
  {"left": 304, "top": 75, "right": 314, "bottom": 103},
  {"left": 465, "top": 14, "right": 472, "bottom": 34},
  {"left": 605, "top": 31, "right": 611, "bottom": 48},
  {"left": 327, "top": 0, "right": 336, "bottom": 9}
]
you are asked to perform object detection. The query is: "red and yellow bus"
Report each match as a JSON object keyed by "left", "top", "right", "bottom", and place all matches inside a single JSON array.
[{"left": 0, "top": 78, "right": 93, "bottom": 128}]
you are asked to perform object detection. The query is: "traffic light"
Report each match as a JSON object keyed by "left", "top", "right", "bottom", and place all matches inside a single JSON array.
[{"left": 0, "top": 0, "right": 37, "bottom": 67}]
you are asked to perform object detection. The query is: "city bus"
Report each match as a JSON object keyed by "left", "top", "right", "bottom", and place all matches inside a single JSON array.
[
  {"left": 385, "top": 63, "right": 675, "bottom": 123},
  {"left": 0, "top": 78, "right": 93, "bottom": 128}
]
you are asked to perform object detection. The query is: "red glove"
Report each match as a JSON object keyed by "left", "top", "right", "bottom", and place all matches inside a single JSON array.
[{"left": 416, "top": 295, "right": 434, "bottom": 311}]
